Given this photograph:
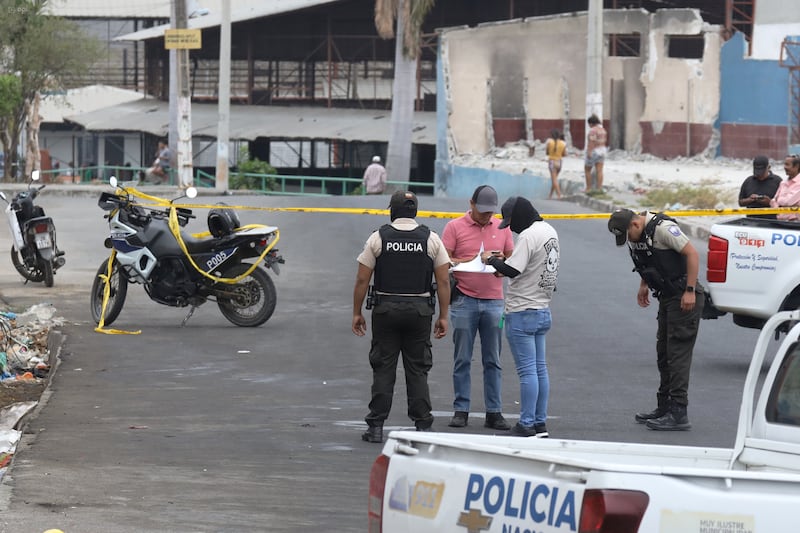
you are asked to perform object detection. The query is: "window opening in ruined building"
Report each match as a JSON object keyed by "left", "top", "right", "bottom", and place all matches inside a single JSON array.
[
  {"left": 667, "top": 35, "right": 704, "bottom": 59},
  {"left": 609, "top": 33, "right": 641, "bottom": 57}
]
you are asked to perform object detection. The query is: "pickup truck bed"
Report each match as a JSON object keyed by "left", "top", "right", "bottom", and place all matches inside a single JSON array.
[
  {"left": 370, "top": 312, "right": 800, "bottom": 532},
  {"left": 708, "top": 217, "right": 800, "bottom": 328}
]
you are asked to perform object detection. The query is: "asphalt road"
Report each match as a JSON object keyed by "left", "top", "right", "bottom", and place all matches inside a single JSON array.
[{"left": 0, "top": 186, "right": 773, "bottom": 532}]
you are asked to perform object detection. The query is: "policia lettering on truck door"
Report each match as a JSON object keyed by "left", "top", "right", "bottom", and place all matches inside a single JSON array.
[
  {"left": 608, "top": 209, "right": 703, "bottom": 431},
  {"left": 352, "top": 191, "right": 451, "bottom": 444}
]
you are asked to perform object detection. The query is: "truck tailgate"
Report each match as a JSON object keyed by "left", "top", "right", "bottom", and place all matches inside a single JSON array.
[{"left": 377, "top": 432, "right": 800, "bottom": 532}]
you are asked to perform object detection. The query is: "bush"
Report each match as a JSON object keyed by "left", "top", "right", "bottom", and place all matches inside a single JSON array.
[{"left": 231, "top": 148, "right": 278, "bottom": 191}]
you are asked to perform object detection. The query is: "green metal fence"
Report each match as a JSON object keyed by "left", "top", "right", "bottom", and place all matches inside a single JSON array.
[{"left": 38, "top": 166, "right": 433, "bottom": 197}]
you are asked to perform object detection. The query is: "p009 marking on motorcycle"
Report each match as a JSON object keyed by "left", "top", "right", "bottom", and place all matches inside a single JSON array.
[{"left": 205, "top": 247, "right": 238, "bottom": 272}]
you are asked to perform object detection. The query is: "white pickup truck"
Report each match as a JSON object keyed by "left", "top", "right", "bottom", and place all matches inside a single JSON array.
[
  {"left": 368, "top": 311, "right": 800, "bottom": 532},
  {"left": 707, "top": 217, "right": 800, "bottom": 329}
]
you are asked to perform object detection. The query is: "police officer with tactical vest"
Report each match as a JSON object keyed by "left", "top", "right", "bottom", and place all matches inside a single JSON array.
[
  {"left": 608, "top": 208, "right": 704, "bottom": 431},
  {"left": 352, "top": 191, "right": 451, "bottom": 443}
]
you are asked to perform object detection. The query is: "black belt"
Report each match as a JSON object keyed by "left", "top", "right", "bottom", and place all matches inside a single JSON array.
[{"left": 379, "top": 295, "right": 429, "bottom": 303}]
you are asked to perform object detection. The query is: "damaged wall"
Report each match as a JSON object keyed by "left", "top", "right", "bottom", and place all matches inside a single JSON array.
[
  {"left": 638, "top": 10, "right": 721, "bottom": 158},
  {"left": 440, "top": 8, "right": 722, "bottom": 160}
]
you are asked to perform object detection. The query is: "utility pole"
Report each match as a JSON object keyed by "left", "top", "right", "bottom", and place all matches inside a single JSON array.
[
  {"left": 215, "top": 0, "right": 231, "bottom": 192},
  {"left": 169, "top": 0, "right": 194, "bottom": 188},
  {"left": 585, "top": 0, "right": 603, "bottom": 147}
]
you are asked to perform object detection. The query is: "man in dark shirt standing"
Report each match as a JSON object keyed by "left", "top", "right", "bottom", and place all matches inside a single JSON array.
[{"left": 739, "top": 155, "right": 781, "bottom": 219}]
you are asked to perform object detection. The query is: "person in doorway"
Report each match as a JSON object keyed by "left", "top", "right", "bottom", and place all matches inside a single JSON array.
[
  {"left": 608, "top": 208, "right": 704, "bottom": 431},
  {"left": 545, "top": 129, "right": 567, "bottom": 199},
  {"left": 770, "top": 154, "right": 800, "bottom": 221},
  {"left": 352, "top": 191, "right": 451, "bottom": 443},
  {"left": 442, "top": 185, "right": 514, "bottom": 431},
  {"left": 481, "top": 196, "right": 559, "bottom": 438},
  {"left": 362, "top": 155, "right": 387, "bottom": 194},
  {"left": 584, "top": 114, "right": 607, "bottom": 193},
  {"left": 738, "top": 155, "right": 781, "bottom": 219}
]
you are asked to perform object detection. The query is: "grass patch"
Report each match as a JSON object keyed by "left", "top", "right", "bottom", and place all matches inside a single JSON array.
[
  {"left": 586, "top": 189, "right": 612, "bottom": 200},
  {"left": 639, "top": 181, "right": 733, "bottom": 210}
]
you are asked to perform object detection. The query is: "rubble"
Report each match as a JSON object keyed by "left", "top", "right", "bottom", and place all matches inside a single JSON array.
[{"left": 453, "top": 140, "right": 755, "bottom": 202}]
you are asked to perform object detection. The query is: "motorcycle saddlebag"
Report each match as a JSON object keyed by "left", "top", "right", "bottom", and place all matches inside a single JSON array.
[{"left": 207, "top": 203, "right": 241, "bottom": 238}]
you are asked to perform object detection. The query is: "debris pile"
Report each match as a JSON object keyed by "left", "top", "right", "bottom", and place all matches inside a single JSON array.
[
  {"left": 0, "top": 304, "right": 62, "bottom": 479},
  {"left": 0, "top": 303, "right": 61, "bottom": 380}
]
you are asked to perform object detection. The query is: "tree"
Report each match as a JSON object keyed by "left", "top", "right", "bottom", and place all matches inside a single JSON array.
[
  {"left": 374, "top": 0, "right": 434, "bottom": 188},
  {"left": 0, "top": 0, "right": 100, "bottom": 180}
]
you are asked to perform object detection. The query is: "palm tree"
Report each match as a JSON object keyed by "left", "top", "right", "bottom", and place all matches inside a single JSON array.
[{"left": 375, "top": 0, "right": 435, "bottom": 189}]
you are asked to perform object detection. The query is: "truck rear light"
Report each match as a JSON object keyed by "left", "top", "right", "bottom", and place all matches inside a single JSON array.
[
  {"left": 368, "top": 454, "right": 390, "bottom": 533},
  {"left": 578, "top": 489, "right": 649, "bottom": 533},
  {"left": 707, "top": 235, "right": 728, "bottom": 283}
]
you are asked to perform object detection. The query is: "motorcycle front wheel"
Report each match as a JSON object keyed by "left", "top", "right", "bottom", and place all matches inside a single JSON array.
[
  {"left": 90, "top": 259, "right": 128, "bottom": 326},
  {"left": 216, "top": 264, "right": 276, "bottom": 327},
  {"left": 10, "top": 246, "right": 44, "bottom": 282}
]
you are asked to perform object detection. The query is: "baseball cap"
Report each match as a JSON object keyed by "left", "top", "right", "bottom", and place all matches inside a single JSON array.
[
  {"left": 497, "top": 197, "right": 517, "bottom": 229},
  {"left": 388, "top": 190, "right": 418, "bottom": 211},
  {"left": 753, "top": 155, "right": 769, "bottom": 171},
  {"left": 608, "top": 208, "right": 635, "bottom": 246},
  {"left": 471, "top": 185, "right": 499, "bottom": 213}
]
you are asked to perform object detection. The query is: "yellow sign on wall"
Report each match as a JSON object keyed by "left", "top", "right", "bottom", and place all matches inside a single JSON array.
[{"left": 164, "top": 29, "right": 202, "bottom": 49}]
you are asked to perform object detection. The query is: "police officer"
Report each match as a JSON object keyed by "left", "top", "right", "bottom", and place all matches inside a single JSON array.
[
  {"left": 608, "top": 208, "right": 704, "bottom": 431},
  {"left": 352, "top": 191, "right": 451, "bottom": 443}
]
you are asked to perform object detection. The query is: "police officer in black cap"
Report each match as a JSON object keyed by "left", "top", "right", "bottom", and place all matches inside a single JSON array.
[
  {"left": 608, "top": 208, "right": 703, "bottom": 431},
  {"left": 352, "top": 190, "right": 451, "bottom": 443}
]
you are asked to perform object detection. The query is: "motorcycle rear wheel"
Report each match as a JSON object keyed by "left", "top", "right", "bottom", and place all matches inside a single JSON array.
[
  {"left": 10, "top": 246, "right": 44, "bottom": 282},
  {"left": 216, "top": 264, "right": 276, "bottom": 327},
  {"left": 90, "top": 260, "right": 128, "bottom": 326},
  {"left": 41, "top": 259, "right": 54, "bottom": 287}
]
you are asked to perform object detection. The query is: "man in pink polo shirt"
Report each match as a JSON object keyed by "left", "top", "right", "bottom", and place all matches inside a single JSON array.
[
  {"left": 442, "top": 185, "right": 515, "bottom": 430},
  {"left": 770, "top": 154, "right": 800, "bottom": 220}
]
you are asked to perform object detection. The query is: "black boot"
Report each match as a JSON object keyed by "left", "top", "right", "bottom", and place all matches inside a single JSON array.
[
  {"left": 448, "top": 411, "right": 468, "bottom": 428},
  {"left": 634, "top": 395, "right": 670, "bottom": 424},
  {"left": 361, "top": 425, "right": 384, "bottom": 443},
  {"left": 645, "top": 402, "right": 691, "bottom": 431},
  {"left": 484, "top": 412, "right": 511, "bottom": 430}
]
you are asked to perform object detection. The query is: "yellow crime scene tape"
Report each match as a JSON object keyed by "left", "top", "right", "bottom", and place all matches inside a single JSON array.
[{"left": 95, "top": 188, "right": 800, "bottom": 335}]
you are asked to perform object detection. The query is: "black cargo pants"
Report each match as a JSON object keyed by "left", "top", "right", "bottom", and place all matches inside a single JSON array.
[
  {"left": 655, "top": 287, "right": 704, "bottom": 407},
  {"left": 365, "top": 299, "right": 434, "bottom": 429}
]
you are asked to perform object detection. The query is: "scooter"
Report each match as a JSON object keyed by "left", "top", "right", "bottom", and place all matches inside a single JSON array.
[
  {"left": 91, "top": 177, "right": 284, "bottom": 327},
  {"left": 0, "top": 170, "right": 65, "bottom": 287}
]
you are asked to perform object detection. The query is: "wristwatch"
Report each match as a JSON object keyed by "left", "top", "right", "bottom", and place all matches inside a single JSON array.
[{"left": 685, "top": 285, "right": 695, "bottom": 293}]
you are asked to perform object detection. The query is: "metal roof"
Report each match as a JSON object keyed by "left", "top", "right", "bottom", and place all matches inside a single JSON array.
[
  {"left": 45, "top": 0, "right": 182, "bottom": 19},
  {"left": 40, "top": 85, "right": 143, "bottom": 123},
  {"left": 114, "top": 0, "right": 340, "bottom": 41},
  {"left": 64, "top": 99, "right": 437, "bottom": 145}
]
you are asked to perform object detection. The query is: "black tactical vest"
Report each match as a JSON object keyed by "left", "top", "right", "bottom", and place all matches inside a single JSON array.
[
  {"left": 628, "top": 213, "right": 687, "bottom": 297},
  {"left": 374, "top": 224, "right": 433, "bottom": 294}
]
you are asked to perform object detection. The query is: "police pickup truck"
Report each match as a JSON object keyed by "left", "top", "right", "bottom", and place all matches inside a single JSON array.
[
  {"left": 368, "top": 311, "right": 800, "bottom": 532},
  {"left": 707, "top": 217, "right": 800, "bottom": 329}
]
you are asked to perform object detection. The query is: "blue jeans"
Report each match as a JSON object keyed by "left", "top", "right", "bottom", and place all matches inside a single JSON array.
[
  {"left": 505, "top": 308, "right": 552, "bottom": 427},
  {"left": 450, "top": 294, "right": 504, "bottom": 413}
]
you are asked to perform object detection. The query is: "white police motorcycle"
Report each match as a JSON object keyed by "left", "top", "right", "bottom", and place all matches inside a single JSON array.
[{"left": 91, "top": 177, "right": 284, "bottom": 327}]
